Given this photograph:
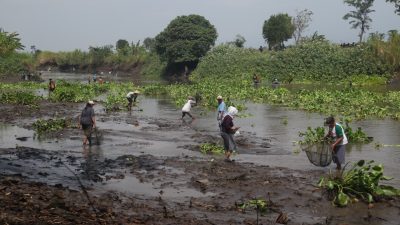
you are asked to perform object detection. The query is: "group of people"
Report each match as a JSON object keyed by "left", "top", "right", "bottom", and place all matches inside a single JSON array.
[{"left": 78, "top": 90, "right": 347, "bottom": 170}]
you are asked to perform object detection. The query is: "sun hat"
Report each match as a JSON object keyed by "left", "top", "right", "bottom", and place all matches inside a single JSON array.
[
  {"left": 217, "top": 95, "right": 223, "bottom": 100},
  {"left": 227, "top": 106, "right": 238, "bottom": 116},
  {"left": 88, "top": 100, "right": 95, "bottom": 105},
  {"left": 134, "top": 90, "right": 140, "bottom": 94}
]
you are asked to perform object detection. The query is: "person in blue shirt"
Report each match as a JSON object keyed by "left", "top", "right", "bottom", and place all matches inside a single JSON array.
[{"left": 217, "top": 95, "right": 226, "bottom": 129}]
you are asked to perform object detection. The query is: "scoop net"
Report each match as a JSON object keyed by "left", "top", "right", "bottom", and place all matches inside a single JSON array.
[{"left": 303, "top": 142, "right": 332, "bottom": 167}]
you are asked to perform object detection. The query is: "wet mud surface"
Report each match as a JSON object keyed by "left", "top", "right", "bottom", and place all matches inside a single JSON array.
[{"left": 1, "top": 101, "right": 400, "bottom": 224}]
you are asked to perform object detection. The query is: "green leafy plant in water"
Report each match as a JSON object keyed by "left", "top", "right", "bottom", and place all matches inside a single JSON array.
[
  {"left": 318, "top": 160, "right": 400, "bottom": 207},
  {"left": 199, "top": 143, "right": 225, "bottom": 155},
  {"left": 299, "top": 124, "right": 372, "bottom": 145},
  {"left": 32, "top": 118, "right": 71, "bottom": 134},
  {"left": 237, "top": 198, "right": 269, "bottom": 225},
  {"left": 298, "top": 126, "right": 326, "bottom": 145}
]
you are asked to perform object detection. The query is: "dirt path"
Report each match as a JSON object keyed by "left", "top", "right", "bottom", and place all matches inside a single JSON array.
[{"left": 0, "top": 102, "right": 399, "bottom": 225}]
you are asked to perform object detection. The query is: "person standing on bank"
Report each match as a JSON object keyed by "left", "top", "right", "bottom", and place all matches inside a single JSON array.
[
  {"left": 48, "top": 79, "right": 56, "bottom": 93},
  {"left": 325, "top": 116, "right": 348, "bottom": 170},
  {"left": 181, "top": 96, "right": 196, "bottom": 119},
  {"left": 220, "top": 106, "right": 240, "bottom": 162},
  {"left": 79, "top": 100, "right": 96, "bottom": 146},
  {"left": 217, "top": 96, "right": 226, "bottom": 128}
]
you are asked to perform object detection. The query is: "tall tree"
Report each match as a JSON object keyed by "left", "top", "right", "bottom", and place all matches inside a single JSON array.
[
  {"left": 233, "top": 34, "right": 246, "bottom": 48},
  {"left": 154, "top": 14, "right": 217, "bottom": 64},
  {"left": 143, "top": 37, "right": 155, "bottom": 51},
  {"left": 116, "top": 39, "right": 129, "bottom": 51},
  {"left": 343, "top": 0, "right": 375, "bottom": 43},
  {"left": 262, "top": 13, "right": 295, "bottom": 50},
  {"left": 292, "top": 9, "right": 314, "bottom": 44},
  {"left": 0, "top": 28, "right": 24, "bottom": 56},
  {"left": 386, "top": 0, "right": 400, "bottom": 15}
]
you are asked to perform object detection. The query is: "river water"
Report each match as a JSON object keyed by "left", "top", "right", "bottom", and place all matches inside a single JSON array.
[{"left": 1, "top": 72, "right": 400, "bottom": 188}]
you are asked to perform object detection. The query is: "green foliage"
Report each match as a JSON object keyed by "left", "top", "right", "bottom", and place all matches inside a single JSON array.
[
  {"left": 49, "top": 81, "right": 108, "bottom": 102},
  {"left": 298, "top": 124, "right": 372, "bottom": 145},
  {"left": 0, "top": 52, "right": 35, "bottom": 75},
  {"left": 193, "top": 40, "right": 393, "bottom": 84},
  {"left": 154, "top": 14, "right": 217, "bottom": 64},
  {"left": 238, "top": 198, "right": 269, "bottom": 212},
  {"left": 0, "top": 29, "right": 24, "bottom": 56},
  {"left": 298, "top": 126, "right": 326, "bottom": 145},
  {"left": 343, "top": 0, "right": 375, "bottom": 42},
  {"left": 32, "top": 118, "right": 70, "bottom": 134},
  {"left": 116, "top": 39, "right": 129, "bottom": 52},
  {"left": 262, "top": 13, "right": 295, "bottom": 50},
  {"left": 199, "top": 143, "right": 225, "bottom": 155},
  {"left": 0, "top": 82, "right": 43, "bottom": 105},
  {"left": 103, "top": 82, "right": 139, "bottom": 111},
  {"left": 318, "top": 160, "right": 400, "bottom": 207}
]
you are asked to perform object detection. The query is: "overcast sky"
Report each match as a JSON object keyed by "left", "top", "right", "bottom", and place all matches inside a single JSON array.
[{"left": 0, "top": 0, "right": 399, "bottom": 51}]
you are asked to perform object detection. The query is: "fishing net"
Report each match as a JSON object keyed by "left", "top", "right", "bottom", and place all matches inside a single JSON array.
[{"left": 303, "top": 142, "right": 332, "bottom": 167}]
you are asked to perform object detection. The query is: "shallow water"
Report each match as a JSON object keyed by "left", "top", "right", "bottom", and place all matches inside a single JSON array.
[{"left": 1, "top": 94, "right": 400, "bottom": 187}]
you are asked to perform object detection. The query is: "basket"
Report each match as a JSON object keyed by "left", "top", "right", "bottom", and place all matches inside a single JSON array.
[{"left": 303, "top": 142, "right": 332, "bottom": 167}]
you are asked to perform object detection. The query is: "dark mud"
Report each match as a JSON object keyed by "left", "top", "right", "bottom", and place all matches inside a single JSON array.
[{"left": 1, "top": 101, "right": 400, "bottom": 224}]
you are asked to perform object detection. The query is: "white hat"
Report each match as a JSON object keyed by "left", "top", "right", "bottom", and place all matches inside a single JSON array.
[
  {"left": 134, "top": 90, "right": 140, "bottom": 94},
  {"left": 228, "top": 106, "right": 238, "bottom": 116},
  {"left": 88, "top": 100, "right": 95, "bottom": 105},
  {"left": 217, "top": 95, "right": 223, "bottom": 100}
]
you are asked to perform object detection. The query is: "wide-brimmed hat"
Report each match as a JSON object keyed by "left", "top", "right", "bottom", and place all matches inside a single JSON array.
[
  {"left": 88, "top": 100, "right": 95, "bottom": 105},
  {"left": 134, "top": 90, "right": 140, "bottom": 94},
  {"left": 217, "top": 95, "right": 223, "bottom": 100}
]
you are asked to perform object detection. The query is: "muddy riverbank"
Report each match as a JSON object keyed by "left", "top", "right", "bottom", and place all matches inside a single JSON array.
[{"left": 1, "top": 96, "right": 400, "bottom": 224}]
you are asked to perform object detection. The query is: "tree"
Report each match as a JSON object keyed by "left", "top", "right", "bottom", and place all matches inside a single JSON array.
[
  {"left": 262, "top": 13, "right": 295, "bottom": 50},
  {"left": 154, "top": 14, "right": 217, "bottom": 64},
  {"left": 386, "top": 0, "right": 400, "bottom": 15},
  {"left": 292, "top": 9, "right": 314, "bottom": 44},
  {"left": 143, "top": 37, "right": 155, "bottom": 51},
  {"left": 0, "top": 28, "right": 24, "bottom": 56},
  {"left": 343, "top": 0, "right": 375, "bottom": 43},
  {"left": 233, "top": 34, "right": 246, "bottom": 48},
  {"left": 116, "top": 39, "right": 129, "bottom": 55}
]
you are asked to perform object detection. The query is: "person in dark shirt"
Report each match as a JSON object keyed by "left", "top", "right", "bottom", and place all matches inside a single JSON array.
[
  {"left": 220, "top": 106, "right": 240, "bottom": 162},
  {"left": 48, "top": 79, "right": 56, "bottom": 92},
  {"left": 78, "top": 100, "right": 96, "bottom": 146}
]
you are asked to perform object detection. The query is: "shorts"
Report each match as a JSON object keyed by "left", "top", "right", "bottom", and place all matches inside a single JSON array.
[
  {"left": 81, "top": 124, "right": 93, "bottom": 137},
  {"left": 332, "top": 145, "right": 345, "bottom": 165}
]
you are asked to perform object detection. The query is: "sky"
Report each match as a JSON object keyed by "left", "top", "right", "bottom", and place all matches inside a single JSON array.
[{"left": 0, "top": 0, "right": 399, "bottom": 51}]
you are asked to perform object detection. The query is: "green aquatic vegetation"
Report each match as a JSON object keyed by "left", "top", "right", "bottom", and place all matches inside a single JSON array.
[
  {"left": 298, "top": 124, "right": 372, "bottom": 145},
  {"left": 103, "top": 82, "right": 140, "bottom": 111},
  {"left": 298, "top": 126, "right": 326, "bottom": 145},
  {"left": 49, "top": 81, "right": 108, "bottom": 102},
  {"left": 199, "top": 143, "right": 225, "bottom": 155},
  {"left": 318, "top": 160, "right": 400, "bottom": 207},
  {"left": 0, "top": 90, "right": 41, "bottom": 105},
  {"left": 32, "top": 118, "right": 71, "bottom": 134}
]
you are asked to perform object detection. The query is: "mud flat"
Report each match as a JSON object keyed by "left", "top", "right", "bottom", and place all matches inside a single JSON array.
[{"left": 0, "top": 99, "right": 399, "bottom": 224}]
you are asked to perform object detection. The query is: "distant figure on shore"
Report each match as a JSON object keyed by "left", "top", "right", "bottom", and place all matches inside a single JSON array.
[
  {"left": 48, "top": 79, "right": 56, "bottom": 93},
  {"left": 272, "top": 78, "right": 280, "bottom": 89},
  {"left": 88, "top": 75, "right": 91, "bottom": 84},
  {"left": 93, "top": 73, "right": 97, "bottom": 83},
  {"left": 259, "top": 46, "right": 263, "bottom": 52},
  {"left": 98, "top": 77, "right": 104, "bottom": 85}
]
